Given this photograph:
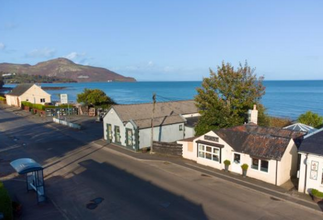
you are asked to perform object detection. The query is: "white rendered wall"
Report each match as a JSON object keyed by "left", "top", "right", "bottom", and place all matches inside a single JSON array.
[
  {"left": 20, "top": 85, "right": 51, "bottom": 105},
  {"left": 298, "top": 153, "right": 323, "bottom": 194},
  {"left": 184, "top": 126, "right": 195, "bottom": 138},
  {"left": 139, "top": 123, "right": 185, "bottom": 149}
]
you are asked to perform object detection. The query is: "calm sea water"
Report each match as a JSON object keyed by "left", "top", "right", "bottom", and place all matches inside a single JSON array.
[{"left": 5, "top": 81, "right": 323, "bottom": 119}]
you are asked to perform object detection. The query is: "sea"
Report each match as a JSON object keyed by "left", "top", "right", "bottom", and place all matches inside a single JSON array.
[{"left": 4, "top": 80, "right": 323, "bottom": 119}]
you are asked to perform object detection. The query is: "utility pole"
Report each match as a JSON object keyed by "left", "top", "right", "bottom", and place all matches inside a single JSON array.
[{"left": 150, "top": 93, "right": 156, "bottom": 154}]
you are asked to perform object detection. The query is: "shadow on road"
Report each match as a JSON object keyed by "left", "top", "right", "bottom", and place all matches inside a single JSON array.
[{"left": 46, "top": 159, "right": 209, "bottom": 220}]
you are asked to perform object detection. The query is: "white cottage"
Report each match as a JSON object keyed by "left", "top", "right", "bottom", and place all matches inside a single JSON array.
[
  {"left": 5, "top": 84, "right": 51, "bottom": 107},
  {"left": 298, "top": 128, "right": 323, "bottom": 194},
  {"left": 103, "top": 100, "right": 200, "bottom": 151},
  {"left": 178, "top": 123, "right": 305, "bottom": 186}
]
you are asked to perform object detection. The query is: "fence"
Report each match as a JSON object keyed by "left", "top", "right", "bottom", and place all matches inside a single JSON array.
[{"left": 152, "top": 141, "right": 182, "bottom": 157}]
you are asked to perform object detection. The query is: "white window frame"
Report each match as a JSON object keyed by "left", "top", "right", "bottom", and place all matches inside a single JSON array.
[
  {"left": 251, "top": 157, "right": 269, "bottom": 173},
  {"left": 233, "top": 152, "right": 241, "bottom": 164},
  {"left": 198, "top": 143, "right": 220, "bottom": 163}
]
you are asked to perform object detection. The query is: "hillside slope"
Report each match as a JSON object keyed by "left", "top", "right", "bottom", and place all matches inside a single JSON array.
[{"left": 0, "top": 58, "right": 136, "bottom": 82}]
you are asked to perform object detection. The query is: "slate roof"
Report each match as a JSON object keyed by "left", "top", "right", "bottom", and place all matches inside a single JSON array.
[
  {"left": 133, "top": 115, "right": 185, "bottom": 129},
  {"left": 215, "top": 124, "right": 305, "bottom": 161},
  {"left": 7, "top": 84, "right": 33, "bottom": 96},
  {"left": 284, "top": 123, "right": 317, "bottom": 134},
  {"left": 111, "top": 100, "right": 198, "bottom": 128},
  {"left": 299, "top": 128, "right": 323, "bottom": 155}
]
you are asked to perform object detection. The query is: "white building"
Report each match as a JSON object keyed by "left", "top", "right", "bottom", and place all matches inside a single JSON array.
[
  {"left": 178, "top": 107, "right": 305, "bottom": 186},
  {"left": 298, "top": 128, "right": 323, "bottom": 194},
  {"left": 5, "top": 84, "right": 51, "bottom": 107},
  {"left": 103, "top": 100, "right": 200, "bottom": 151}
]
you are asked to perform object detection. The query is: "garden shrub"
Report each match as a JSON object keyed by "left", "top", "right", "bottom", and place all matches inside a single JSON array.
[
  {"left": 312, "top": 189, "right": 323, "bottom": 198},
  {"left": 0, "top": 182, "right": 13, "bottom": 220}
]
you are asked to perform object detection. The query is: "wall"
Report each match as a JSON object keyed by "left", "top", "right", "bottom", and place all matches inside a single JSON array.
[
  {"left": 298, "top": 153, "right": 323, "bottom": 194},
  {"left": 103, "top": 108, "right": 126, "bottom": 145},
  {"left": 184, "top": 126, "right": 195, "bottom": 139},
  {"left": 139, "top": 123, "right": 185, "bottom": 149},
  {"left": 20, "top": 85, "right": 51, "bottom": 105},
  {"left": 5, "top": 95, "right": 18, "bottom": 106},
  {"left": 152, "top": 141, "right": 182, "bottom": 156},
  {"left": 277, "top": 140, "right": 298, "bottom": 185}
]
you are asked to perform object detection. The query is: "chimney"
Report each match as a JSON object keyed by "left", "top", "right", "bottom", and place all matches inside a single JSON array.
[{"left": 248, "top": 104, "right": 258, "bottom": 124}]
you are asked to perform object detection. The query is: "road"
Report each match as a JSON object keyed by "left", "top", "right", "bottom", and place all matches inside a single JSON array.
[{"left": 0, "top": 106, "right": 322, "bottom": 220}]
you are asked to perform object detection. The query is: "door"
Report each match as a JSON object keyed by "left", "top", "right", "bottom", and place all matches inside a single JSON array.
[
  {"left": 126, "top": 128, "right": 133, "bottom": 148},
  {"left": 106, "top": 124, "right": 112, "bottom": 143},
  {"left": 231, "top": 153, "right": 242, "bottom": 173},
  {"left": 115, "top": 126, "right": 121, "bottom": 144}
]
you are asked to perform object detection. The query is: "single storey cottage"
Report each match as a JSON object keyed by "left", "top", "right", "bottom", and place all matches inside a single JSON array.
[
  {"left": 103, "top": 100, "right": 199, "bottom": 151},
  {"left": 5, "top": 84, "right": 51, "bottom": 107},
  {"left": 178, "top": 121, "right": 305, "bottom": 186}
]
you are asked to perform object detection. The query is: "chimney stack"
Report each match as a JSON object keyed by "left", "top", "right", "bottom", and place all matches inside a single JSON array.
[{"left": 248, "top": 104, "right": 258, "bottom": 124}]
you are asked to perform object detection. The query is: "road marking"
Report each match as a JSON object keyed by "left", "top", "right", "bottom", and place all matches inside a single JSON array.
[{"left": 0, "top": 144, "right": 23, "bottom": 153}]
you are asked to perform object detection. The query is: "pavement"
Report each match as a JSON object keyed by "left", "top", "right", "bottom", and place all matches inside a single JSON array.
[{"left": 0, "top": 103, "right": 323, "bottom": 220}]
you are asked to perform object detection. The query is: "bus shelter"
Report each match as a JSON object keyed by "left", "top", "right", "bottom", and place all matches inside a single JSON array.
[{"left": 10, "top": 158, "right": 46, "bottom": 203}]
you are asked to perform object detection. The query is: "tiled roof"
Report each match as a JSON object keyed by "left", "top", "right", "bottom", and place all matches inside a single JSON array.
[
  {"left": 299, "top": 128, "right": 323, "bottom": 155},
  {"left": 215, "top": 124, "right": 305, "bottom": 161},
  {"left": 7, "top": 84, "right": 33, "bottom": 96}
]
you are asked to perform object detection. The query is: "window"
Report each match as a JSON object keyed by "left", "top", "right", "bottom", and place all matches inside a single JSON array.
[
  {"left": 251, "top": 158, "right": 269, "bottom": 173},
  {"left": 115, "top": 126, "right": 121, "bottom": 143},
  {"left": 40, "top": 98, "right": 45, "bottom": 103},
  {"left": 260, "top": 160, "right": 269, "bottom": 172},
  {"left": 179, "top": 125, "right": 183, "bottom": 131},
  {"left": 198, "top": 144, "right": 220, "bottom": 162},
  {"left": 251, "top": 158, "right": 259, "bottom": 170},
  {"left": 233, "top": 153, "right": 240, "bottom": 164}
]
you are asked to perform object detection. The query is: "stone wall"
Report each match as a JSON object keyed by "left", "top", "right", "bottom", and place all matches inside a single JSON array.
[{"left": 152, "top": 141, "right": 182, "bottom": 157}]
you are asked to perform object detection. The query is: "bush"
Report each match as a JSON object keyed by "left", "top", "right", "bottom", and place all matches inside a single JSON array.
[
  {"left": 0, "top": 182, "right": 13, "bottom": 220},
  {"left": 241, "top": 164, "right": 249, "bottom": 170},
  {"left": 0, "top": 96, "right": 6, "bottom": 101},
  {"left": 224, "top": 160, "right": 231, "bottom": 166},
  {"left": 311, "top": 189, "right": 323, "bottom": 198}
]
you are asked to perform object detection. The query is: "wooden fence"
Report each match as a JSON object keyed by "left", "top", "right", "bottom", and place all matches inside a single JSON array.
[{"left": 152, "top": 141, "right": 182, "bottom": 157}]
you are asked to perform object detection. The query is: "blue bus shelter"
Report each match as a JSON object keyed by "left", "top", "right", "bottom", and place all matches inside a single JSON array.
[{"left": 10, "top": 158, "right": 46, "bottom": 203}]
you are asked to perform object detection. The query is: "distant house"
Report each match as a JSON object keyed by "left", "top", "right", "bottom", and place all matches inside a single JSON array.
[
  {"left": 178, "top": 107, "right": 305, "bottom": 186},
  {"left": 298, "top": 128, "right": 323, "bottom": 194},
  {"left": 103, "top": 100, "right": 200, "bottom": 151},
  {"left": 5, "top": 84, "right": 51, "bottom": 107}
]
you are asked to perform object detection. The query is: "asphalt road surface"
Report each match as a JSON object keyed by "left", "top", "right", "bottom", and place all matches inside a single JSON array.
[{"left": 0, "top": 107, "right": 322, "bottom": 220}]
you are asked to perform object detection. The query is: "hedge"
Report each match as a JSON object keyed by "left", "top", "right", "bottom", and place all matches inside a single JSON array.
[
  {"left": 21, "top": 101, "right": 71, "bottom": 111},
  {"left": 0, "top": 182, "right": 13, "bottom": 220},
  {"left": 0, "top": 96, "right": 5, "bottom": 101}
]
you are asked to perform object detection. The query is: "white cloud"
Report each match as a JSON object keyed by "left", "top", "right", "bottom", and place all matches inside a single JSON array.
[
  {"left": 0, "top": 43, "right": 5, "bottom": 50},
  {"left": 64, "top": 52, "right": 86, "bottom": 60},
  {"left": 26, "top": 48, "right": 56, "bottom": 58}
]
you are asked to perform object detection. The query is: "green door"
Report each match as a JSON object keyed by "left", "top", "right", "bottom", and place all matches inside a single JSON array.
[
  {"left": 115, "top": 126, "right": 121, "bottom": 144},
  {"left": 126, "top": 128, "right": 133, "bottom": 149}
]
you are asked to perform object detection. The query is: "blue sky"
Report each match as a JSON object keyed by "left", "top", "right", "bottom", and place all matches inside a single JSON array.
[{"left": 0, "top": 0, "right": 322, "bottom": 81}]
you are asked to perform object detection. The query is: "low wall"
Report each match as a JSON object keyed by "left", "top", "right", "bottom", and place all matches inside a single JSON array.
[
  {"left": 152, "top": 141, "right": 182, "bottom": 157},
  {"left": 53, "top": 117, "right": 81, "bottom": 130}
]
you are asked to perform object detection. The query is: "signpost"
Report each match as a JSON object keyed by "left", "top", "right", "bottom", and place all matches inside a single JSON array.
[{"left": 60, "top": 94, "right": 69, "bottom": 118}]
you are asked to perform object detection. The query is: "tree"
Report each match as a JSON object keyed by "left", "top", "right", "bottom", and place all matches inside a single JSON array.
[
  {"left": 77, "top": 89, "right": 116, "bottom": 107},
  {"left": 195, "top": 61, "right": 267, "bottom": 135},
  {"left": 298, "top": 111, "right": 323, "bottom": 128}
]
